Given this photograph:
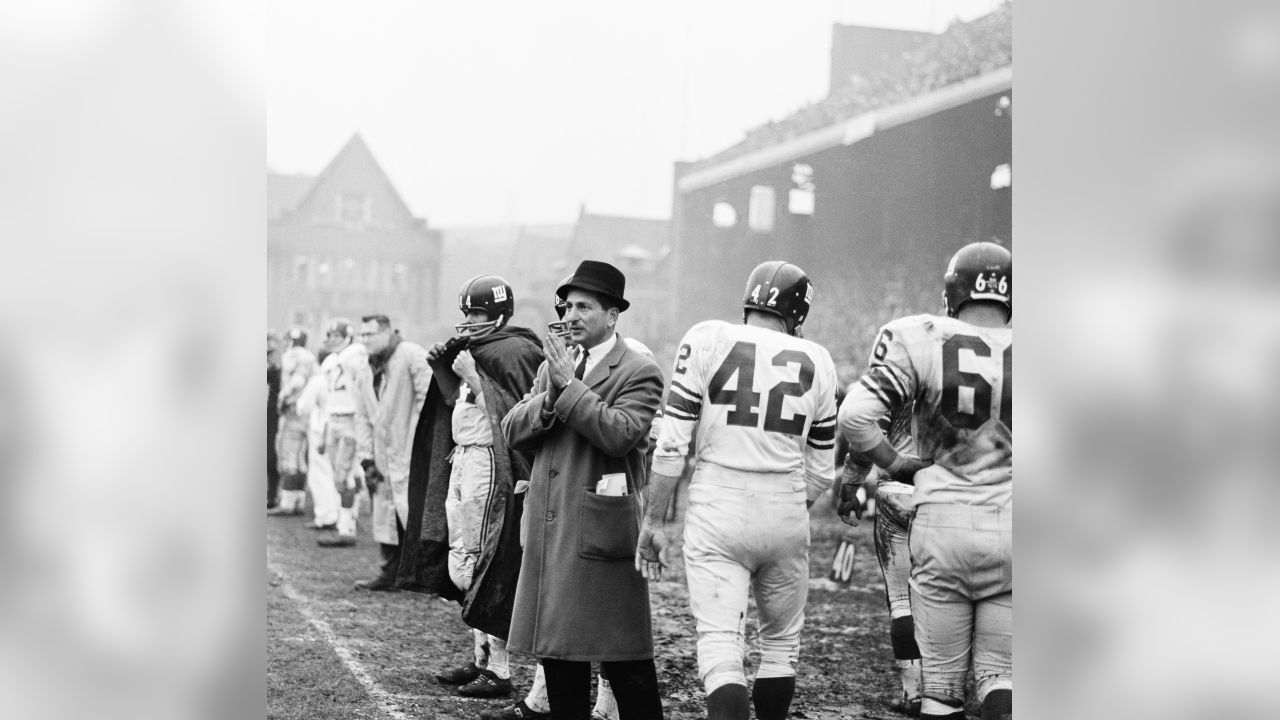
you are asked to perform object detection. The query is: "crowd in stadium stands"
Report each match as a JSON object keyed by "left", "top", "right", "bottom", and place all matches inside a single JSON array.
[
  {"left": 804, "top": 267, "right": 940, "bottom": 377},
  {"left": 691, "top": 1, "right": 1011, "bottom": 171}
]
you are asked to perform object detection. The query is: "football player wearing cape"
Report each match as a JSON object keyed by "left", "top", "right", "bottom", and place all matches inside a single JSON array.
[{"left": 396, "top": 275, "right": 544, "bottom": 698}]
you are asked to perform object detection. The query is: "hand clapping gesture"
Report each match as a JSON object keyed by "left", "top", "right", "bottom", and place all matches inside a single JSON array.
[{"left": 543, "top": 332, "right": 576, "bottom": 391}]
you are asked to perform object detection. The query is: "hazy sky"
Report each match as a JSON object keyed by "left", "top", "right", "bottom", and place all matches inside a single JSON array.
[{"left": 267, "top": 0, "right": 1003, "bottom": 226}]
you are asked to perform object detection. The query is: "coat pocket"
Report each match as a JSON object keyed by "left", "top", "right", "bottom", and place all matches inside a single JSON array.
[{"left": 577, "top": 490, "right": 639, "bottom": 561}]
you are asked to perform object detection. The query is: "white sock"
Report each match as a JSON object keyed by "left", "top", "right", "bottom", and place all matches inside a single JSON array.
[
  {"left": 921, "top": 697, "right": 963, "bottom": 717},
  {"left": 525, "top": 663, "right": 549, "bottom": 713},
  {"left": 487, "top": 635, "right": 510, "bottom": 679},
  {"left": 473, "top": 629, "right": 490, "bottom": 668},
  {"left": 337, "top": 506, "right": 357, "bottom": 536},
  {"left": 289, "top": 490, "right": 308, "bottom": 512},
  {"left": 592, "top": 674, "right": 618, "bottom": 720},
  {"left": 897, "top": 659, "right": 922, "bottom": 702}
]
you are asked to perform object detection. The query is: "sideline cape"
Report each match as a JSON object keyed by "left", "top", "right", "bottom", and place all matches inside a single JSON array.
[{"left": 396, "top": 324, "right": 543, "bottom": 639}]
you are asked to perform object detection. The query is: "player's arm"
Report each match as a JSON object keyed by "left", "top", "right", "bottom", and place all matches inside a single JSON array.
[
  {"left": 803, "top": 357, "right": 839, "bottom": 508},
  {"left": 636, "top": 329, "right": 704, "bottom": 580},
  {"left": 840, "top": 324, "right": 930, "bottom": 484}
]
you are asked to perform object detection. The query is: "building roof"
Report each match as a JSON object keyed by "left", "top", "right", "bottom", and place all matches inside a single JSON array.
[
  {"left": 268, "top": 172, "right": 315, "bottom": 220},
  {"left": 689, "top": 2, "right": 1012, "bottom": 172}
]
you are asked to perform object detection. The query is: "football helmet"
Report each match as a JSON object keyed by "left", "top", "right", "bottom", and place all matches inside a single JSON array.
[
  {"left": 742, "top": 260, "right": 813, "bottom": 335},
  {"left": 548, "top": 274, "right": 573, "bottom": 343},
  {"left": 943, "top": 242, "right": 1012, "bottom": 319},
  {"left": 286, "top": 326, "right": 308, "bottom": 347},
  {"left": 324, "top": 317, "right": 356, "bottom": 349},
  {"left": 456, "top": 275, "right": 514, "bottom": 337}
]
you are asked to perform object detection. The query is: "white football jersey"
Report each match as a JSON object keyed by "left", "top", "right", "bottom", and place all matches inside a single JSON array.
[
  {"left": 321, "top": 343, "right": 371, "bottom": 416},
  {"left": 653, "top": 320, "right": 838, "bottom": 500},
  {"left": 842, "top": 314, "right": 1011, "bottom": 507}
]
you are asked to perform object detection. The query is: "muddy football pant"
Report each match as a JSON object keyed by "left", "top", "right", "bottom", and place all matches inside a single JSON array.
[
  {"left": 875, "top": 485, "right": 922, "bottom": 704},
  {"left": 325, "top": 414, "right": 360, "bottom": 536},
  {"left": 909, "top": 503, "right": 1012, "bottom": 707},
  {"left": 683, "top": 464, "right": 809, "bottom": 695}
]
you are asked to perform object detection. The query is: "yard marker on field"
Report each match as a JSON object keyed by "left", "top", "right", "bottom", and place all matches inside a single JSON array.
[{"left": 269, "top": 563, "right": 413, "bottom": 720}]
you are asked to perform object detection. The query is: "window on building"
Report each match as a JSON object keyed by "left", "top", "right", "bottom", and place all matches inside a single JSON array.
[
  {"left": 342, "top": 257, "right": 356, "bottom": 288},
  {"left": 712, "top": 201, "right": 737, "bottom": 229},
  {"left": 291, "top": 255, "right": 309, "bottom": 283},
  {"left": 748, "top": 185, "right": 775, "bottom": 233},
  {"left": 337, "top": 193, "right": 371, "bottom": 226},
  {"left": 393, "top": 263, "right": 408, "bottom": 292},
  {"left": 789, "top": 164, "right": 815, "bottom": 216},
  {"left": 317, "top": 258, "right": 332, "bottom": 287},
  {"left": 990, "top": 163, "right": 1012, "bottom": 190}
]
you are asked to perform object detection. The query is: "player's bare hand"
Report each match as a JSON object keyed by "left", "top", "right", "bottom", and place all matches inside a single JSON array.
[
  {"left": 543, "top": 333, "right": 575, "bottom": 390},
  {"left": 452, "top": 350, "right": 480, "bottom": 386},
  {"left": 635, "top": 524, "right": 668, "bottom": 581}
]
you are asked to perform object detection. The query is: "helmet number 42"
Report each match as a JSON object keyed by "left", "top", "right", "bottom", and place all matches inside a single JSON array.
[{"left": 749, "top": 284, "right": 781, "bottom": 307}]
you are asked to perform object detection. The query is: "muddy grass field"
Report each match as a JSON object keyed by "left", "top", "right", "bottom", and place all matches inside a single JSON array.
[{"left": 267, "top": 494, "right": 944, "bottom": 720}]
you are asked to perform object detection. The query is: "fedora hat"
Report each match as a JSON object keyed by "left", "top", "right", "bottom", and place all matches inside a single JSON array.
[{"left": 556, "top": 260, "right": 630, "bottom": 312}]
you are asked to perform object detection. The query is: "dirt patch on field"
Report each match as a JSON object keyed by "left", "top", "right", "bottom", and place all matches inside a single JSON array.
[{"left": 268, "top": 498, "right": 945, "bottom": 719}]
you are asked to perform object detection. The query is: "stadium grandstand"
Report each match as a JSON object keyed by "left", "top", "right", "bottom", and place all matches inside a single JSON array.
[{"left": 669, "top": 1, "right": 1011, "bottom": 372}]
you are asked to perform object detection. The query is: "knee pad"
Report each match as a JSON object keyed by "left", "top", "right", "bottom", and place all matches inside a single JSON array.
[
  {"left": 981, "top": 688, "right": 1011, "bottom": 720},
  {"left": 751, "top": 676, "right": 795, "bottom": 720},
  {"left": 890, "top": 615, "right": 922, "bottom": 660}
]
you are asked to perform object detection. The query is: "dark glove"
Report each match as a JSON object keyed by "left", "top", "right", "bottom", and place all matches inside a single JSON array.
[
  {"left": 837, "top": 463, "right": 870, "bottom": 526},
  {"left": 361, "top": 459, "right": 383, "bottom": 496}
]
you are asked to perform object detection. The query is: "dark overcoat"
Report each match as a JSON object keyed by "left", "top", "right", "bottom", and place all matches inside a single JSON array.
[
  {"left": 397, "top": 325, "right": 543, "bottom": 640},
  {"left": 500, "top": 334, "right": 663, "bottom": 661}
]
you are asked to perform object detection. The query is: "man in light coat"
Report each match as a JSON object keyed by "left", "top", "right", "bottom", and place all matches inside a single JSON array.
[
  {"left": 353, "top": 314, "right": 431, "bottom": 590},
  {"left": 501, "top": 260, "right": 665, "bottom": 720}
]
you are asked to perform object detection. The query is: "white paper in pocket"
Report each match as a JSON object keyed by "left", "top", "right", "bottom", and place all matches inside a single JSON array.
[{"left": 595, "top": 473, "right": 628, "bottom": 496}]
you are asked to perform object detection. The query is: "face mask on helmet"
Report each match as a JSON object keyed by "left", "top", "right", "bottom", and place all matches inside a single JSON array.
[
  {"left": 456, "top": 275, "right": 514, "bottom": 338},
  {"left": 455, "top": 311, "right": 505, "bottom": 338}
]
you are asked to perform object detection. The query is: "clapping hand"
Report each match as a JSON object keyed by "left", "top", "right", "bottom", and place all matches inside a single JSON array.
[{"left": 542, "top": 333, "right": 576, "bottom": 390}]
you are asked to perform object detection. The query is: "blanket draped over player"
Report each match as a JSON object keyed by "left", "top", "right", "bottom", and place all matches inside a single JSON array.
[{"left": 395, "top": 325, "right": 542, "bottom": 639}]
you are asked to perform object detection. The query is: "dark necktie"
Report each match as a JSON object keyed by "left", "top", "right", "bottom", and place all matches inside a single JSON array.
[{"left": 574, "top": 348, "right": 589, "bottom": 380}]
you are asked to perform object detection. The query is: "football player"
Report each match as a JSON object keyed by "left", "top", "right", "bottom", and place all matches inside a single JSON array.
[
  {"left": 837, "top": 402, "right": 923, "bottom": 715},
  {"left": 838, "top": 242, "right": 1013, "bottom": 720},
  {"left": 427, "top": 275, "right": 544, "bottom": 701},
  {"left": 636, "top": 261, "right": 839, "bottom": 720},
  {"left": 270, "top": 327, "right": 318, "bottom": 516},
  {"left": 317, "top": 317, "right": 375, "bottom": 547}
]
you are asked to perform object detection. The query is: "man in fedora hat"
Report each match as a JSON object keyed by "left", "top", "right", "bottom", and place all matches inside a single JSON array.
[{"left": 501, "top": 260, "right": 666, "bottom": 720}]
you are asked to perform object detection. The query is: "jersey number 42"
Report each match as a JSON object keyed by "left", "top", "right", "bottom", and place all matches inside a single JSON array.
[{"left": 690, "top": 340, "right": 814, "bottom": 436}]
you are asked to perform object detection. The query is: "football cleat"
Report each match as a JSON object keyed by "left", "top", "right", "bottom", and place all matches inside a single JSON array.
[
  {"left": 436, "top": 661, "right": 483, "bottom": 686},
  {"left": 458, "top": 669, "right": 514, "bottom": 698}
]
